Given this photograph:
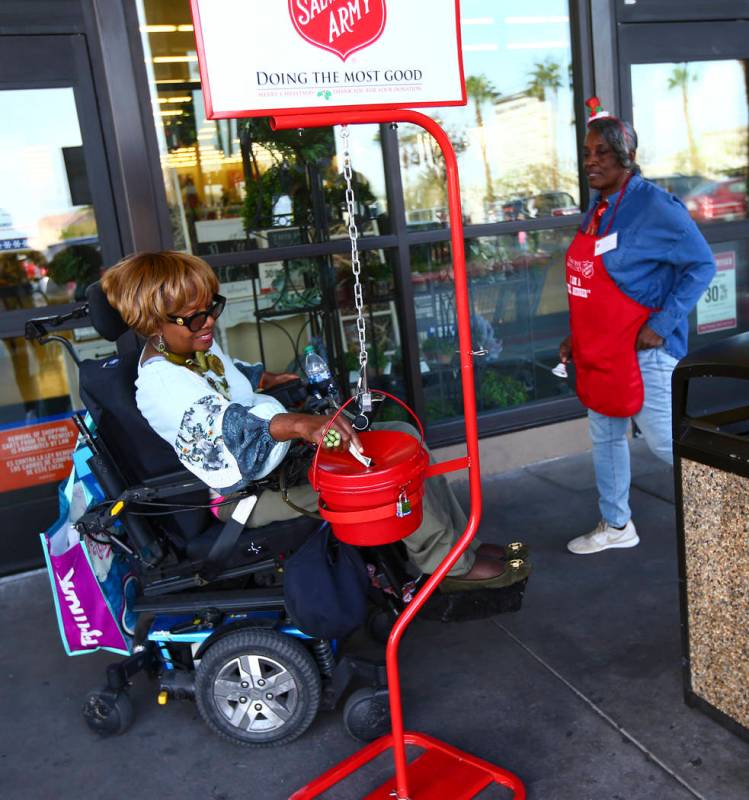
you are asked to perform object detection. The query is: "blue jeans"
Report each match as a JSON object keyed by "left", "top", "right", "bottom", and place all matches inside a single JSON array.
[{"left": 588, "top": 347, "right": 677, "bottom": 527}]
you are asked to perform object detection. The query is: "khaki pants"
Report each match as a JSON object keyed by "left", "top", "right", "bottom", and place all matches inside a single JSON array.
[{"left": 222, "top": 421, "right": 479, "bottom": 576}]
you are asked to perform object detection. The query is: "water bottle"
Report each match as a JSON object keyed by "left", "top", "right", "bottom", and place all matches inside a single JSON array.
[
  {"left": 303, "top": 345, "right": 339, "bottom": 410},
  {"left": 303, "top": 345, "right": 331, "bottom": 385}
]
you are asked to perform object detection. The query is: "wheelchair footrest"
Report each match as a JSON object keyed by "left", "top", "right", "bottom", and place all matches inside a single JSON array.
[{"left": 418, "top": 579, "right": 528, "bottom": 623}]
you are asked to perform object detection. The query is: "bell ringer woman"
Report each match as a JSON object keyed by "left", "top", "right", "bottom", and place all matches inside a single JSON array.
[{"left": 560, "top": 97, "right": 715, "bottom": 555}]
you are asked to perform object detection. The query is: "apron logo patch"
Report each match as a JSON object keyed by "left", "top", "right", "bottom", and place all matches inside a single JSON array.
[{"left": 567, "top": 257, "right": 595, "bottom": 279}]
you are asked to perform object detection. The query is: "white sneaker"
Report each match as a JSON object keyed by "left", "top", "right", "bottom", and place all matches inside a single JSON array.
[{"left": 567, "top": 520, "right": 639, "bottom": 555}]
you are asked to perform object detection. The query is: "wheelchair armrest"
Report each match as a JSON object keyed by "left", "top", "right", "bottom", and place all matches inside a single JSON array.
[
  {"left": 140, "top": 470, "right": 206, "bottom": 492},
  {"left": 129, "top": 472, "right": 267, "bottom": 502},
  {"left": 261, "top": 377, "right": 308, "bottom": 409}
]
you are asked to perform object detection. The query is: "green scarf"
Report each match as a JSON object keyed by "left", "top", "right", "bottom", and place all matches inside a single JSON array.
[{"left": 160, "top": 347, "right": 231, "bottom": 400}]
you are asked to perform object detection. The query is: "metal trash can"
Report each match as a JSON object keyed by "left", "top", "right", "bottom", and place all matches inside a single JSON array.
[{"left": 672, "top": 333, "right": 749, "bottom": 741}]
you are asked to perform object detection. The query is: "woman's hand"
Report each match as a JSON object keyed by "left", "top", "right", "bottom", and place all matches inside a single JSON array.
[
  {"left": 260, "top": 371, "right": 299, "bottom": 391},
  {"left": 559, "top": 335, "right": 573, "bottom": 363},
  {"left": 269, "top": 412, "right": 363, "bottom": 453},
  {"left": 636, "top": 323, "right": 664, "bottom": 350}
]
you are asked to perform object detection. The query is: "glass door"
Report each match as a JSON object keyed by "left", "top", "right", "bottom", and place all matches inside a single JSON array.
[
  {"left": 618, "top": 21, "right": 749, "bottom": 352},
  {"left": 0, "top": 35, "right": 121, "bottom": 573}
]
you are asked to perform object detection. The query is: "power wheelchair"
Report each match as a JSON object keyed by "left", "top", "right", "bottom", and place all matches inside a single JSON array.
[
  {"left": 28, "top": 283, "right": 528, "bottom": 748},
  {"left": 27, "top": 283, "right": 416, "bottom": 748}
]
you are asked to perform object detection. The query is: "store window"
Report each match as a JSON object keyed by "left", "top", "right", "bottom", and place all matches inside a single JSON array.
[
  {"left": 400, "top": 1, "right": 579, "bottom": 228},
  {"left": 412, "top": 226, "right": 576, "bottom": 423},
  {"left": 209, "top": 247, "right": 407, "bottom": 409},
  {"left": 138, "top": 1, "right": 388, "bottom": 255},
  {"left": 632, "top": 60, "right": 748, "bottom": 223}
]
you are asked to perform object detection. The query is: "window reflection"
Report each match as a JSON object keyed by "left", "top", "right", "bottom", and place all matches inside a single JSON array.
[
  {"left": 401, "top": 2, "right": 579, "bottom": 227},
  {"left": 0, "top": 88, "right": 101, "bottom": 304},
  {"left": 332, "top": 249, "right": 404, "bottom": 399},
  {"left": 413, "top": 226, "right": 576, "bottom": 423},
  {"left": 0, "top": 87, "right": 104, "bottom": 425},
  {"left": 632, "top": 60, "right": 749, "bottom": 223}
]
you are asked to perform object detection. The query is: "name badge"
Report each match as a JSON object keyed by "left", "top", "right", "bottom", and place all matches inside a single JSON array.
[{"left": 594, "top": 232, "right": 618, "bottom": 256}]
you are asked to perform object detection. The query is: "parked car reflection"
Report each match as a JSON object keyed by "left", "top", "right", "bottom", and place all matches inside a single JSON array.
[
  {"left": 650, "top": 174, "right": 705, "bottom": 199},
  {"left": 527, "top": 191, "right": 579, "bottom": 218},
  {"left": 490, "top": 191, "right": 579, "bottom": 222},
  {"left": 683, "top": 178, "right": 748, "bottom": 222}
]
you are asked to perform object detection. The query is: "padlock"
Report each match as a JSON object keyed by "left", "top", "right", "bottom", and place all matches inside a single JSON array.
[
  {"left": 360, "top": 391, "right": 373, "bottom": 412},
  {"left": 396, "top": 490, "right": 412, "bottom": 518}
]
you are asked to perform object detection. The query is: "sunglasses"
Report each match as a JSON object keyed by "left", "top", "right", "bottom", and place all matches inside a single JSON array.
[{"left": 166, "top": 294, "right": 226, "bottom": 332}]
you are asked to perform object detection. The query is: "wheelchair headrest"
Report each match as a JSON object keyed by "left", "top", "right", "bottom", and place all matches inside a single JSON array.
[{"left": 86, "top": 281, "right": 129, "bottom": 341}]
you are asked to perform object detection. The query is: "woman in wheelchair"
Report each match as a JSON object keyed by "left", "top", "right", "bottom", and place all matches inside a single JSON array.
[{"left": 101, "top": 251, "right": 528, "bottom": 591}]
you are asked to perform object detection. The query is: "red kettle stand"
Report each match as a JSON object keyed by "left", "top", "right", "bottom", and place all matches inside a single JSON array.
[{"left": 272, "top": 110, "right": 525, "bottom": 800}]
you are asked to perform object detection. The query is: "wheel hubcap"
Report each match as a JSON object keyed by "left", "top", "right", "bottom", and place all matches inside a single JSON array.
[{"left": 212, "top": 654, "right": 298, "bottom": 733}]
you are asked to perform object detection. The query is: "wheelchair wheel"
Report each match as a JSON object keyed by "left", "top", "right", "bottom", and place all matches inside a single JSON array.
[
  {"left": 342, "top": 687, "right": 391, "bottom": 742},
  {"left": 195, "top": 628, "right": 321, "bottom": 747},
  {"left": 82, "top": 688, "right": 134, "bottom": 736}
]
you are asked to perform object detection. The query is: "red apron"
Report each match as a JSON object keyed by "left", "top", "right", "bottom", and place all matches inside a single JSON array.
[{"left": 566, "top": 181, "right": 654, "bottom": 417}]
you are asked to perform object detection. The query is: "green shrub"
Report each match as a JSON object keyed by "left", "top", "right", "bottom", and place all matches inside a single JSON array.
[{"left": 478, "top": 371, "right": 528, "bottom": 409}]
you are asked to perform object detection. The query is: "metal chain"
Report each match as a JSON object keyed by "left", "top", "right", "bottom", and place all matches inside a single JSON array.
[{"left": 340, "top": 124, "right": 371, "bottom": 409}]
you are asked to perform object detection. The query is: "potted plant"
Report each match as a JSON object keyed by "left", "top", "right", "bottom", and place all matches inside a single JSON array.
[
  {"left": 422, "top": 336, "right": 456, "bottom": 365},
  {"left": 477, "top": 370, "right": 528, "bottom": 410},
  {"left": 47, "top": 244, "right": 102, "bottom": 301}
]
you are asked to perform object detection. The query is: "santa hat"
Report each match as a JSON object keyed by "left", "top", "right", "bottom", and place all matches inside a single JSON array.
[{"left": 585, "top": 96, "right": 611, "bottom": 124}]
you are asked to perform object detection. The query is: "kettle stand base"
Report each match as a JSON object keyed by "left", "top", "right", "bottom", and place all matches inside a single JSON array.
[{"left": 290, "top": 731, "right": 525, "bottom": 799}]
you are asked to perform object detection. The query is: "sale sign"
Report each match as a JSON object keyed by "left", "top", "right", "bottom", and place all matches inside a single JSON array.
[
  {"left": 0, "top": 417, "right": 78, "bottom": 492},
  {"left": 696, "top": 250, "right": 737, "bottom": 334},
  {"left": 190, "top": 0, "right": 465, "bottom": 118}
]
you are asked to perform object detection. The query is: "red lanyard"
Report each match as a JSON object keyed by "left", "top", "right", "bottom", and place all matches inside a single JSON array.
[{"left": 581, "top": 173, "right": 632, "bottom": 237}]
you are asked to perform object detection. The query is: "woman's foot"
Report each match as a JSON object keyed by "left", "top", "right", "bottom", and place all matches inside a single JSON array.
[
  {"left": 439, "top": 554, "right": 530, "bottom": 593},
  {"left": 462, "top": 553, "right": 506, "bottom": 580}
]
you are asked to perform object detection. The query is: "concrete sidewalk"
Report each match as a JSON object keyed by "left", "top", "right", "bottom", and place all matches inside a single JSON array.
[{"left": 1, "top": 440, "right": 747, "bottom": 799}]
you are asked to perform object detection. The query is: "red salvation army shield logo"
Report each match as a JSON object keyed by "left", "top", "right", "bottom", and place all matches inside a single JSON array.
[{"left": 289, "top": 0, "right": 387, "bottom": 61}]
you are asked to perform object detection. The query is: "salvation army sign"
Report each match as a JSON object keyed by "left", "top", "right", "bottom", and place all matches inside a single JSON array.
[{"left": 190, "top": 0, "right": 465, "bottom": 118}]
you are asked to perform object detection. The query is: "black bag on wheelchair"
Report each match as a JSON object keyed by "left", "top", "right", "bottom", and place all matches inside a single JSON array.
[{"left": 283, "top": 525, "right": 370, "bottom": 639}]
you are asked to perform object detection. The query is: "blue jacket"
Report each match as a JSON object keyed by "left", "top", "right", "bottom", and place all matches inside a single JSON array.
[{"left": 586, "top": 173, "right": 716, "bottom": 360}]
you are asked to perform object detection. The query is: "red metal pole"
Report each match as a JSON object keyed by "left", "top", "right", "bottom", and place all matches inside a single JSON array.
[{"left": 272, "top": 110, "right": 481, "bottom": 800}]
